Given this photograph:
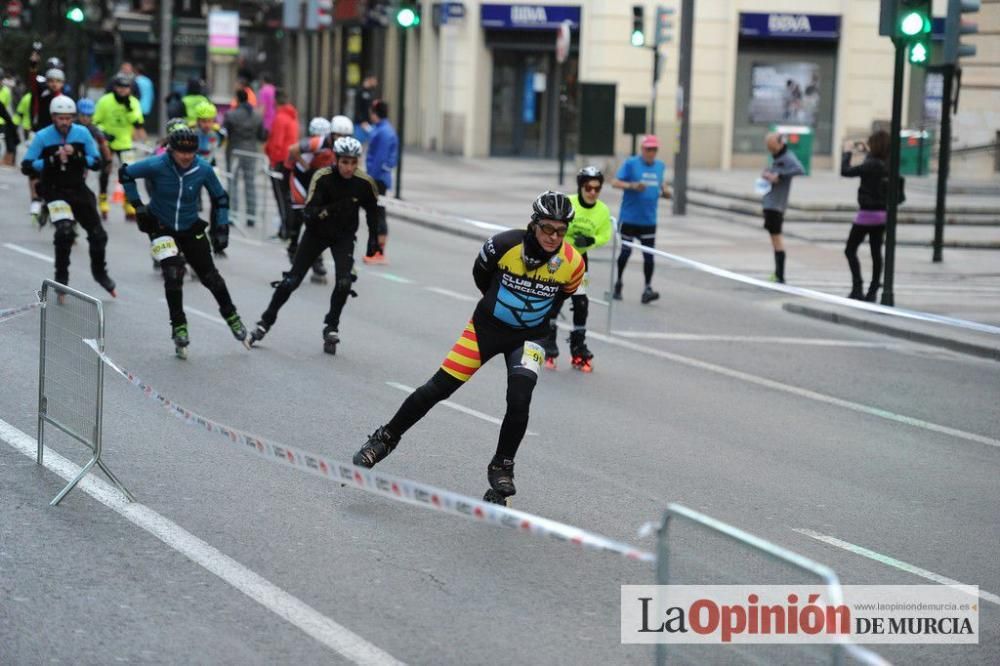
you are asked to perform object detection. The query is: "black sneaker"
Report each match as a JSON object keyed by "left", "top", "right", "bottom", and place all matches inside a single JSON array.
[
  {"left": 612, "top": 281, "right": 623, "bottom": 301},
  {"left": 641, "top": 287, "right": 660, "bottom": 304}
]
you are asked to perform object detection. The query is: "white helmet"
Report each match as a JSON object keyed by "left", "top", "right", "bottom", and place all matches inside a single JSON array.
[
  {"left": 45, "top": 68, "right": 66, "bottom": 82},
  {"left": 333, "top": 136, "right": 362, "bottom": 158},
  {"left": 330, "top": 115, "right": 354, "bottom": 137},
  {"left": 308, "top": 116, "right": 332, "bottom": 137},
  {"left": 49, "top": 95, "right": 77, "bottom": 116}
]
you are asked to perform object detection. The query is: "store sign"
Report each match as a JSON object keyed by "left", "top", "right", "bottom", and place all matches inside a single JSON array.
[
  {"left": 739, "top": 13, "right": 840, "bottom": 40},
  {"left": 208, "top": 9, "right": 239, "bottom": 55},
  {"left": 481, "top": 4, "right": 580, "bottom": 30}
]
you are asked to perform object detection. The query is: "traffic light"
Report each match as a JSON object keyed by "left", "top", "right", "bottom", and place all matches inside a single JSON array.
[
  {"left": 655, "top": 6, "right": 674, "bottom": 46},
  {"left": 897, "top": 0, "right": 931, "bottom": 67},
  {"left": 631, "top": 5, "right": 644, "bottom": 47},
  {"left": 943, "top": 0, "right": 979, "bottom": 64},
  {"left": 396, "top": 3, "right": 420, "bottom": 29},
  {"left": 65, "top": 4, "right": 85, "bottom": 23}
]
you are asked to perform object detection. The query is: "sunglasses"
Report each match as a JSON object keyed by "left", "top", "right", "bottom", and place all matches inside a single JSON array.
[
  {"left": 537, "top": 223, "right": 568, "bottom": 237},
  {"left": 582, "top": 184, "right": 602, "bottom": 193}
]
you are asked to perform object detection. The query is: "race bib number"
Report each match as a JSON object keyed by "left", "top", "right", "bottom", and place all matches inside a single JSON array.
[
  {"left": 150, "top": 236, "right": 179, "bottom": 261},
  {"left": 520, "top": 341, "right": 545, "bottom": 376},
  {"left": 46, "top": 200, "right": 73, "bottom": 222}
]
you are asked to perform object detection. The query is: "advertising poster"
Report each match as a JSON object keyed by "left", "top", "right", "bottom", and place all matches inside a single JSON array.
[{"left": 749, "top": 62, "right": 820, "bottom": 126}]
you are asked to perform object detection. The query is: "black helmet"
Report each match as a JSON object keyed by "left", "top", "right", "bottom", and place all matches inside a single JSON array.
[
  {"left": 112, "top": 73, "right": 133, "bottom": 88},
  {"left": 168, "top": 127, "right": 199, "bottom": 153},
  {"left": 576, "top": 165, "right": 604, "bottom": 187},
  {"left": 530, "top": 191, "right": 574, "bottom": 224}
]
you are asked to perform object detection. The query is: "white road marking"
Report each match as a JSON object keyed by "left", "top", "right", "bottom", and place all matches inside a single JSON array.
[
  {"left": 4, "top": 242, "right": 54, "bottom": 263},
  {"left": 576, "top": 326, "right": 1000, "bottom": 450},
  {"left": 612, "top": 331, "right": 894, "bottom": 348},
  {"left": 386, "top": 382, "right": 538, "bottom": 437},
  {"left": 792, "top": 528, "right": 1000, "bottom": 607},
  {"left": 159, "top": 299, "right": 225, "bottom": 327},
  {"left": 0, "top": 418, "right": 405, "bottom": 665},
  {"left": 370, "top": 272, "right": 414, "bottom": 284},
  {"left": 423, "top": 286, "right": 478, "bottom": 302},
  {"left": 230, "top": 235, "right": 264, "bottom": 247}
]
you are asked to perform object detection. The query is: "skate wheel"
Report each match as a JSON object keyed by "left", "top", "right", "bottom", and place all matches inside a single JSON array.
[
  {"left": 175, "top": 346, "right": 188, "bottom": 360},
  {"left": 544, "top": 358, "right": 557, "bottom": 371},
  {"left": 483, "top": 489, "right": 511, "bottom": 507}
]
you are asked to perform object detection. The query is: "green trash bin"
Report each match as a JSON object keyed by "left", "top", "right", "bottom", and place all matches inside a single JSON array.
[
  {"left": 770, "top": 124, "right": 813, "bottom": 176},
  {"left": 899, "top": 129, "right": 932, "bottom": 176}
]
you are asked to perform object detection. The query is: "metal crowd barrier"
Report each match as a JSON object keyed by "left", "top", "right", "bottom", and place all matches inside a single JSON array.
[
  {"left": 37, "top": 280, "right": 134, "bottom": 506},
  {"left": 221, "top": 149, "right": 280, "bottom": 241},
  {"left": 654, "top": 503, "right": 888, "bottom": 666}
]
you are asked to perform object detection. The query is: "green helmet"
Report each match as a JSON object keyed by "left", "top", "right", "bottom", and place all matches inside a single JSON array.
[{"left": 194, "top": 101, "right": 217, "bottom": 121}]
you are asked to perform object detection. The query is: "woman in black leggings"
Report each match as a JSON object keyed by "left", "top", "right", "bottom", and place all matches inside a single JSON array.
[{"left": 841, "top": 130, "right": 889, "bottom": 301}]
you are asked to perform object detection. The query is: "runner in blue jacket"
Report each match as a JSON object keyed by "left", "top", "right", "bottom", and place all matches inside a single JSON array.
[{"left": 119, "top": 127, "right": 250, "bottom": 358}]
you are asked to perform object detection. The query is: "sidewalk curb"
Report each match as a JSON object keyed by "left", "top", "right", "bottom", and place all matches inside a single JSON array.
[{"left": 783, "top": 303, "right": 1000, "bottom": 362}]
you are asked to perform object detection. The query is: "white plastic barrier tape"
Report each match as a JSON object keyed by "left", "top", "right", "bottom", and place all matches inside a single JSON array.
[
  {"left": 383, "top": 197, "right": 1000, "bottom": 336},
  {"left": 83, "top": 340, "right": 654, "bottom": 564},
  {"left": 616, "top": 237, "right": 1000, "bottom": 336},
  {"left": 0, "top": 300, "right": 42, "bottom": 323}
]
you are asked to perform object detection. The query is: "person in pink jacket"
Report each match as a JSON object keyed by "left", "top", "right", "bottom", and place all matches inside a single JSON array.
[{"left": 258, "top": 73, "right": 277, "bottom": 132}]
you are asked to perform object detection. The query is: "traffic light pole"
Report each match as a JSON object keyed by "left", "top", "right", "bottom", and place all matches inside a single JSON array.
[
  {"left": 932, "top": 64, "right": 955, "bottom": 263},
  {"left": 882, "top": 39, "right": 906, "bottom": 307},
  {"left": 672, "top": 0, "right": 694, "bottom": 216},
  {"left": 395, "top": 27, "right": 407, "bottom": 199}
]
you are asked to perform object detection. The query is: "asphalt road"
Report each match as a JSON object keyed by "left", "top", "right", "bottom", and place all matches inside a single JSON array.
[{"left": 1, "top": 166, "right": 997, "bottom": 665}]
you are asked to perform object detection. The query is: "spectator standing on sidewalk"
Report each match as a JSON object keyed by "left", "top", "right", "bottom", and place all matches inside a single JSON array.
[
  {"left": 224, "top": 88, "right": 266, "bottom": 227},
  {"left": 134, "top": 64, "right": 155, "bottom": 118},
  {"left": 611, "top": 134, "right": 670, "bottom": 304},
  {"left": 841, "top": 130, "right": 889, "bottom": 302},
  {"left": 759, "top": 132, "right": 804, "bottom": 284},
  {"left": 364, "top": 99, "right": 397, "bottom": 264},
  {"left": 258, "top": 72, "right": 277, "bottom": 132},
  {"left": 264, "top": 89, "right": 298, "bottom": 237}
]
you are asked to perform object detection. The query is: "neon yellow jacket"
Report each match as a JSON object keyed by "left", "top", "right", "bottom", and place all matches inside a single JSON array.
[
  {"left": 0, "top": 85, "right": 10, "bottom": 126},
  {"left": 93, "top": 92, "right": 144, "bottom": 151},
  {"left": 567, "top": 194, "right": 613, "bottom": 254},
  {"left": 14, "top": 92, "right": 32, "bottom": 130}
]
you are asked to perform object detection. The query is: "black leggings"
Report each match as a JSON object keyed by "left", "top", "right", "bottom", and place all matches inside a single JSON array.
[
  {"left": 386, "top": 318, "right": 539, "bottom": 461},
  {"left": 98, "top": 150, "right": 125, "bottom": 195},
  {"left": 844, "top": 224, "right": 885, "bottom": 286},
  {"left": 617, "top": 223, "right": 656, "bottom": 285},
  {"left": 43, "top": 186, "right": 109, "bottom": 286},
  {"left": 153, "top": 225, "right": 236, "bottom": 327},
  {"left": 261, "top": 227, "right": 355, "bottom": 330}
]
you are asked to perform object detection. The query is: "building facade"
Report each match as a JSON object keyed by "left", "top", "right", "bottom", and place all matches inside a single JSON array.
[{"left": 378, "top": 0, "right": 997, "bottom": 176}]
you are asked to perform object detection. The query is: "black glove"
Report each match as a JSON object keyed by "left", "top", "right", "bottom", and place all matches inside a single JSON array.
[
  {"left": 573, "top": 234, "right": 595, "bottom": 248},
  {"left": 211, "top": 223, "right": 230, "bottom": 252},
  {"left": 134, "top": 204, "right": 159, "bottom": 234}
]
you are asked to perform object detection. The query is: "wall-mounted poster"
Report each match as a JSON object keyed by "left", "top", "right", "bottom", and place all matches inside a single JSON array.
[{"left": 748, "top": 62, "right": 820, "bottom": 126}]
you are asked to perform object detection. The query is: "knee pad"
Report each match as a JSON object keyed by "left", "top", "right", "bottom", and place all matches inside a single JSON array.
[
  {"left": 88, "top": 225, "right": 108, "bottom": 248},
  {"left": 53, "top": 220, "right": 76, "bottom": 247},
  {"left": 200, "top": 269, "right": 225, "bottom": 292},
  {"left": 277, "top": 271, "right": 303, "bottom": 291},
  {"left": 162, "top": 257, "right": 186, "bottom": 288},
  {"left": 505, "top": 374, "right": 536, "bottom": 415},
  {"left": 334, "top": 275, "right": 353, "bottom": 294},
  {"left": 570, "top": 294, "right": 589, "bottom": 321}
]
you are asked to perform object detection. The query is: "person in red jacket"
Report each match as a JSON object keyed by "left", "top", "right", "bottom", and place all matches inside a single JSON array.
[{"left": 264, "top": 89, "right": 299, "bottom": 236}]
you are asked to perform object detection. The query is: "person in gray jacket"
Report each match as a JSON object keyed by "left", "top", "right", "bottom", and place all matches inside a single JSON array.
[
  {"left": 224, "top": 89, "right": 267, "bottom": 227},
  {"left": 760, "top": 132, "right": 804, "bottom": 283}
]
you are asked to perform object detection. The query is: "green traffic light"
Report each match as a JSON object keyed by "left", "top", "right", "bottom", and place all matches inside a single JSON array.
[
  {"left": 396, "top": 7, "right": 418, "bottom": 28},
  {"left": 66, "top": 6, "right": 85, "bottom": 23},
  {"left": 900, "top": 11, "right": 924, "bottom": 36},
  {"left": 909, "top": 42, "right": 928, "bottom": 64},
  {"left": 631, "top": 29, "right": 645, "bottom": 47}
]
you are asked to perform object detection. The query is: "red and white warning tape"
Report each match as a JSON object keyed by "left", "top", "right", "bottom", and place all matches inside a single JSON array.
[
  {"left": 83, "top": 340, "right": 654, "bottom": 564},
  {"left": 0, "top": 300, "right": 42, "bottom": 324}
]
